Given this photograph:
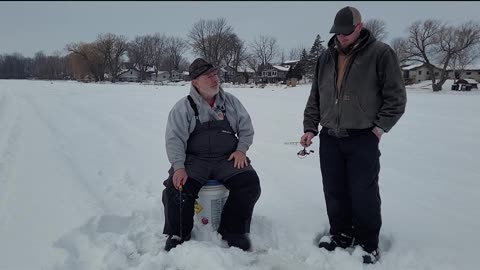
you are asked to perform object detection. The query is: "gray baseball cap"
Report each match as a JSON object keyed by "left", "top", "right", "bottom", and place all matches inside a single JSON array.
[{"left": 329, "top": 6, "right": 362, "bottom": 35}]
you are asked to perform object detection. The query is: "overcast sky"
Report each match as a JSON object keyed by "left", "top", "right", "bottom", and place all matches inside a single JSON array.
[{"left": 1, "top": 1, "right": 479, "bottom": 61}]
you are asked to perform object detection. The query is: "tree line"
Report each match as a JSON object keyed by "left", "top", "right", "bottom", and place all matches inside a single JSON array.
[{"left": 1, "top": 17, "right": 479, "bottom": 90}]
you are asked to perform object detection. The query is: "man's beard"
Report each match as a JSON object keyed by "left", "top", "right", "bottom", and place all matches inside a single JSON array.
[{"left": 210, "top": 85, "right": 220, "bottom": 93}]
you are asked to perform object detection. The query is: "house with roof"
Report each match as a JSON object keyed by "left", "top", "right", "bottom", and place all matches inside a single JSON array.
[
  {"left": 281, "top": 60, "right": 300, "bottom": 71},
  {"left": 454, "top": 65, "right": 480, "bottom": 82},
  {"left": 182, "top": 71, "right": 190, "bottom": 81},
  {"left": 236, "top": 66, "right": 255, "bottom": 84},
  {"left": 151, "top": 71, "right": 170, "bottom": 82},
  {"left": 221, "top": 66, "right": 255, "bottom": 83},
  {"left": 402, "top": 63, "right": 480, "bottom": 85},
  {"left": 402, "top": 63, "right": 444, "bottom": 84},
  {"left": 118, "top": 68, "right": 141, "bottom": 82},
  {"left": 258, "top": 64, "right": 289, "bottom": 83},
  {"left": 170, "top": 70, "right": 184, "bottom": 82}
]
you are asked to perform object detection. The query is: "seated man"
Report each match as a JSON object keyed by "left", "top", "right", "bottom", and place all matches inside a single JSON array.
[{"left": 162, "top": 58, "right": 261, "bottom": 252}]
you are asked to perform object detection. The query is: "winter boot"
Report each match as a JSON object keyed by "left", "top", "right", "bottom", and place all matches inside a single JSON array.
[
  {"left": 318, "top": 233, "right": 355, "bottom": 251},
  {"left": 164, "top": 233, "right": 191, "bottom": 251},
  {"left": 221, "top": 233, "right": 252, "bottom": 251},
  {"left": 361, "top": 247, "right": 380, "bottom": 264}
]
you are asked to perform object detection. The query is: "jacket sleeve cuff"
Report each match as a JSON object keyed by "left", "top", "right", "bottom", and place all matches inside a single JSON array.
[
  {"left": 236, "top": 144, "right": 249, "bottom": 154},
  {"left": 373, "top": 122, "right": 389, "bottom": 133},
  {"left": 172, "top": 162, "right": 185, "bottom": 171},
  {"left": 304, "top": 129, "right": 318, "bottom": 136}
]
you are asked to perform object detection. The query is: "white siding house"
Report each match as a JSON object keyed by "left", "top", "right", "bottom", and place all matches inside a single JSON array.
[
  {"left": 151, "top": 71, "right": 170, "bottom": 82},
  {"left": 170, "top": 70, "right": 183, "bottom": 82},
  {"left": 118, "top": 69, "right": 141, "bottom": 82},
  {"left": 402, "top": 63, "right": 480, "bottom": 84},
  {"left": 455, "top": 65, "right": 480, "bottom": 82}
]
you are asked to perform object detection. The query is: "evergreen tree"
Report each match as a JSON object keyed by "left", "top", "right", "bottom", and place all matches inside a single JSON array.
[
  {"left": 299, "top": 48, "right": 309, "bottom": 80},
  {"left": 286, "top": 65, "right": 293, "bottom": 79},
  {"left": 286, "top": 63, "right": 303, "bottom": 81},
  {"left": 306, "top": 34, "right": 326, "bottom": 79}
]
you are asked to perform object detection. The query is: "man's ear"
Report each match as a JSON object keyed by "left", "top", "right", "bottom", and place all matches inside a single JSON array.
[{"left": 357, "top": 22, "right": 364, "bottom": 31}]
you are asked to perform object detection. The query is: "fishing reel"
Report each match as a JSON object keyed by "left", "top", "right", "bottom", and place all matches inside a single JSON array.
[{"left": 297, "top": 147, "right": 314, "bottom": 159}]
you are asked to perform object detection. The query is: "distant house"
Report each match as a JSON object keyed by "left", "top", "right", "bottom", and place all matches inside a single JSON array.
[
  {"left": 235, "top": 66, "right": 255, "bottom": 84},
  {"left": 170, "top": 70, "right": 184, "bottom": 82},
  {"left": 281, "top": 60, "right": 300, "bottom": 70},
  {"left": 402, "top": 63, "right": 480, "bottom": 84},
  {"left": 454, "top": 65, "right": 480, "bottom": 82},
  {"left": 151, "top": 71, "right": 170, "bottom": 82},
  {"left": 221, "top": 66, "right": 235, "bottom": 82},
  {"left": 182, "top": 71, "right": 190, "bottom": 81},
  {"left": 220, "top": 66, "right": 255, "bottom": 83},
  {"left": 118, "top": 68, "right": 141, "bottom": 82},
  {"left": 401, "top": 63, "right": 444, "bottom": 84},
  {"left": 259, "top": 64, "right": 289, "bottom": 83}
]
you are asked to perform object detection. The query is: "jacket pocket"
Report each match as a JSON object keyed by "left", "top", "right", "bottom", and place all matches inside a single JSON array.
[{"left": 341, "top": 94, "right": 372, "bottom": 128}]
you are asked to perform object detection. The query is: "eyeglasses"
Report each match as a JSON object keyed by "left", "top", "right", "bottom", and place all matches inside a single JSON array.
[
  {"left": 337, "top": 29, "right": 354, "bottom": 36},
  {"left": 336, "top": 24, "right": 358, "bottom": 36}
]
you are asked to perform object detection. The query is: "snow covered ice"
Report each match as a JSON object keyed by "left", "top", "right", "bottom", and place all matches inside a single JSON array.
[{"left": 0, "top": 79, "right": 479, "bottom": 269}]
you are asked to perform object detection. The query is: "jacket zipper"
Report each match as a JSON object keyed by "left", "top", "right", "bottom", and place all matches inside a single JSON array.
[
  {"left": 329, "top": 48, "right": 341, "bottom": 131},
  {"left": 331, "top": 47, "right": 359, "bottom": 132}
]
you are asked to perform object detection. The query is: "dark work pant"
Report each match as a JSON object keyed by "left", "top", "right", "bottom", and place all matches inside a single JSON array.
[
  {"left": 162, "top": 170, "right": 261, "bottom": 237},
  {"left": 218, "top": 170, "right": 261, "bottom": 235},
  {"left": 319, "top": 128, "right": 382, "bottom": 252}
]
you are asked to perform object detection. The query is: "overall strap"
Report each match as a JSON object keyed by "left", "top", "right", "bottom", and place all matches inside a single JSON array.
[{"left": 187, "top": 95, "right": 199, "bottom": 119}]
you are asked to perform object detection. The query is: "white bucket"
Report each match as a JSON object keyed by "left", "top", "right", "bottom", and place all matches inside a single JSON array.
[{"left": 194, "top": 180, "right": 229, "bottom": 232}]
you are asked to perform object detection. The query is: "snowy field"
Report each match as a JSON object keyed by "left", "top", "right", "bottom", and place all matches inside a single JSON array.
[{"left": 0, "top": 79, "right": 479, "bottom": 270}]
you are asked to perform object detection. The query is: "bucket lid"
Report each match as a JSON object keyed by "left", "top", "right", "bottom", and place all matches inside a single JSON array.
[{"left": 205, "top": 179, "right": 222, "bottom": 186}]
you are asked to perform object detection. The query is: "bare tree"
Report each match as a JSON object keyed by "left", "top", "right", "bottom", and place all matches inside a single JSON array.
[
  {"left": 278, "top": 50, "right": 287, "bottom": 64},
  {"left": 251, "top": 35, "right": 279, "bottom": 65},
  {"left": 401, "top": 19, "right": 444, "bottom": 90},
  {"left": 222, "top": 34, "right": 246, "bottom": 67},
  {"left": 433, "top": 21, "right": 480, "bottom": 90},
  {"left": 0, "top": 55, "right": 3, "bottom": 78},
  {"left": 222, "top": 33, "right": 248, "bottom": 83},
  {"left": 178, "top": 58, "right": 190, "bottom": 73},
  {"left": 364, "top": 19, "right": 388, "bottom": 42},
  {"left": 288, "top": 46, "right": 307, "bottom": 61},
  {"left": 33, "top": 51, "right": 47, "bottom": 79},
  {"left": 57, "top": 52, "right": 73, "bottom": 80},
  {"left": 245, "top": 53, "right": 261, "bottom": 83},
  {"left": 402, "top": 19, "right": 480, "bottom": 91},
  {"left": 66, "top": 42, "right": 105, "bottom": 81},
  {"left": 151, "top": 33, "right": 167, "bottom": 78},
  {"left": 43, "top": 52, "right": 65, "bottom": 80},
  {"left": 68, "top": 52, "right": 91, "bottom": 80},
  {"left": 188, "top": 17, "right": 234, "bottom": 66},
  {"left": 164, "top": 36, "right": 189, "bottom": 78},
  {"left": 451, "top": 45, "right": 480, "bottom": 79},
  {"left": 0, "top": 53, "right": 26, "bottom": 79},
  {"left": 391, "top": 37, "right": 409, "bottom": 65},
  {"left": 128, "top": 35, "right": 157, "bottom": 80},
  {"left": 96, "top": 33, "right": 128, "bottom": 82}
]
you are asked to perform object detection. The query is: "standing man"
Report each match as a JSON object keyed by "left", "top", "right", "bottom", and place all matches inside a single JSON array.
[
  {"left": 162, "top": 58, "right": 261, "bottom": 252},
  {"left": 300, "top": 6, "right": 406, "bottom": 264}
]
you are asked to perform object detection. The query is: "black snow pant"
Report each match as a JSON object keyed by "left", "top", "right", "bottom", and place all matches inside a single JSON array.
[
  {"left": 319, "top": 127, "right": 382, "bottom": 252},
  {"left": 162, "top": 170, "right": 261, "bottom": 238}
]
